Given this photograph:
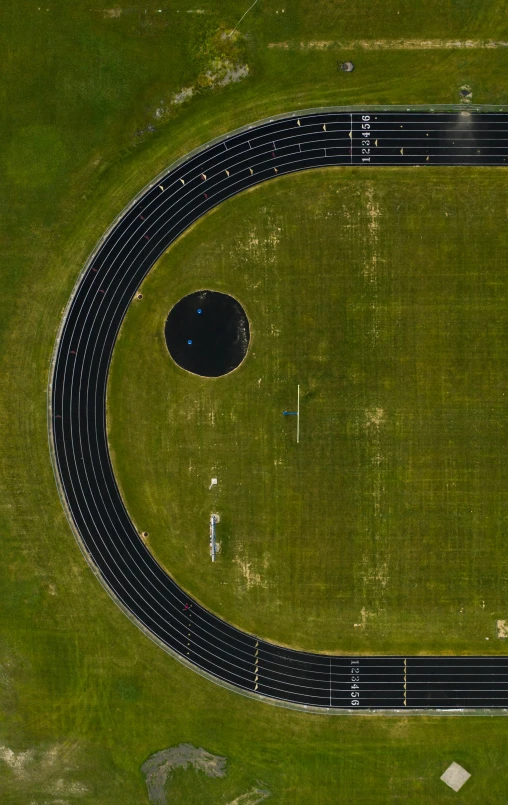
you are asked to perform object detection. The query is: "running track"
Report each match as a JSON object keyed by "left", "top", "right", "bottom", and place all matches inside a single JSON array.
[{"left": 50, "top": 111, "right": 508, "bottom": 711}]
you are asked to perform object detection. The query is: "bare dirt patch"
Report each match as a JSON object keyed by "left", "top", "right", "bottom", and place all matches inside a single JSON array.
[
  {"left": 204, "top": 59, "right": 249, "bottom": 88},
  {"left": 354, "top": 606, "right": 375, "bottom": 628},
  {"left": 171, "top": 87, "right": 194, "bottom": 106},
  {"left": 0, "top": 743, "right": 87, "bottom": 797},
  {"left": 460, "top": 84, "right": 473, "bottom": 103},
  {"left": 141, "top": 744, "right": 227, "bottom": 805},
  {"left": 141, "top": 744, "right": 271, "bottom": 805},
  {"left": 365, "top": 187, "right": 380, "bottom": 237},
  {"left": 268, "top": 39, "right": 508, "bottom": 50},
  {"left": 497, "top": 619, "right": 508, "bottom": 638},
  {"left": 234, "top": 557, "right": 265, "bottom": 588},
  {"left": 227, "top": 789, "right": 271, "bottom": 805},
  {"left": 365, "top": 407, "right": 385, "bottom": 429}
]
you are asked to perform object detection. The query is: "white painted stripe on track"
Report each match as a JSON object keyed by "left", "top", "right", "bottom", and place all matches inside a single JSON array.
[{"left": 52, "top": 112, "right": 508, "bottom": 707}]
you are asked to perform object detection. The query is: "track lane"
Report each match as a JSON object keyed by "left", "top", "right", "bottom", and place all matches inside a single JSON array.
[{"left": 50, "top": 111, "right": 508, "bottom": 710}]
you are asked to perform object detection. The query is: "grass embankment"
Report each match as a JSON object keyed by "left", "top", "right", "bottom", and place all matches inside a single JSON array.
[
  {"left": 3, "top": 0, "right": 508, "bottom": 802},
  {"left": 109, "top": 168, "right": 508, "bottom": 656}
]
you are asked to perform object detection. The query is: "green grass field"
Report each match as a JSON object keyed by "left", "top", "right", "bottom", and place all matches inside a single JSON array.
[
  {"left": 3, "top": 0, "right": 508, "bottom": 802},
  {"left": 108, "top": 167, "right": 508, "bottom": 657},
  {"left": 108, "top": 169, "right": 508, "bottom": 654}
]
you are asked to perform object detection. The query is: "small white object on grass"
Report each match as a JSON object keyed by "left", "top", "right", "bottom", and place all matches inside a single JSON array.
[
  {"left": 440, "top": 762, "right": 471, "bottom": 792},
  {"left": 209, "top": 478, "right": 218, "bottom": 489}
]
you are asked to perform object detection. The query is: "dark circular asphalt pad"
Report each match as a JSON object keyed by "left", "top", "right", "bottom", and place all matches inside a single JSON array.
[{"left": 164, "top": 290, "right": 250, "bottom": 377}]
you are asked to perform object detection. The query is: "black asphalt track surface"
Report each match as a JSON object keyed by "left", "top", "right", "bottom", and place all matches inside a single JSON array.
[{"left": 51, "top": 111, "right": 508, "bottom": 710}]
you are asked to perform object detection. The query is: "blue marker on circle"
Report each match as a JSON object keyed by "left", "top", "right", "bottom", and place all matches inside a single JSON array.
[
  {"left": 197, "top": 308, "right": 202, "bottom": 314},
  {"left": 187, "top": 339, "right": 193, "bottom": 345}
]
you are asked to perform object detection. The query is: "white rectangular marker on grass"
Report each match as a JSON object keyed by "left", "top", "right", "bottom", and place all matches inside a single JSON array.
[
  {"left": 297, "top": 384, "right": 300, "bottom": 444},
  {"left": 440, "top": 762, "right": 471, "bottom": 792}
]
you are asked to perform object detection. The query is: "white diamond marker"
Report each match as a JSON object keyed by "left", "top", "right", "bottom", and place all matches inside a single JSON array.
[{"left": 440, "top": 762, "right": 471, "bottom": 792}]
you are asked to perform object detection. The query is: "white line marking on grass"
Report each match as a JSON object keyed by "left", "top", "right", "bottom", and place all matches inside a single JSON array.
[
  {"left": 297, "top": 384, "right": 300, "bottom": 444},
  {"left": 227, "top": 0, "right": 259, "bottom": 38}
]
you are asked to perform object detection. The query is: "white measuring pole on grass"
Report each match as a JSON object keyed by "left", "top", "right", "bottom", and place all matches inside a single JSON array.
[
  {"left": 210, "top": 515, "right": 217, "bottom": 562},
  {"left": 297, "top": 384, "right": 300, "bottom": 444}
]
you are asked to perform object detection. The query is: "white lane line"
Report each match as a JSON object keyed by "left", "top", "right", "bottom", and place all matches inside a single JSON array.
[{"left": 52, "top": 111, "right": 508, "bottom": 696}]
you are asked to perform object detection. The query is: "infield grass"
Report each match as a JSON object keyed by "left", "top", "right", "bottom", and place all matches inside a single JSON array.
[
  {"left": 109, "top": 167, "right": 508, "bottom": 656},
  {"left": 3, "top": 0, "right": 508, "bottom": 802}
]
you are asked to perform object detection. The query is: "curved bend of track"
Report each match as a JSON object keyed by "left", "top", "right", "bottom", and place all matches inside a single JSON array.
[{"left": 51, "top": 111, "right": 508, "bottom": 711}]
